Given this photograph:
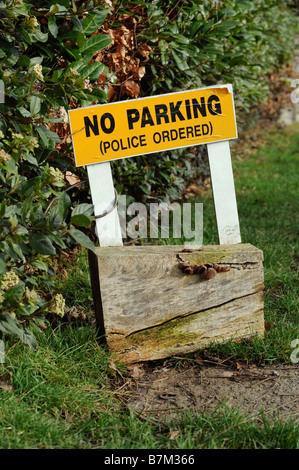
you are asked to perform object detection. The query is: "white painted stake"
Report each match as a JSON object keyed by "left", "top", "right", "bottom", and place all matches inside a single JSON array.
[
  {"left": 87, "top": 162, "right": 123, "bottom": 247},
  {"left": 207, "top": 140, "right": 241, "bottom": 245}
]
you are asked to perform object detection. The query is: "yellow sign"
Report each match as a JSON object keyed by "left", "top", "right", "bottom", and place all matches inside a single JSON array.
[{"left": 68, "top": 85, "right": 237, "bottom": 167}]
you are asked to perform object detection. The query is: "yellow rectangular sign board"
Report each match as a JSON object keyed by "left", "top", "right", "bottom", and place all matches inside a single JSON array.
[{"left": 68, "top": 84, "right": 237, "bottom": 167}]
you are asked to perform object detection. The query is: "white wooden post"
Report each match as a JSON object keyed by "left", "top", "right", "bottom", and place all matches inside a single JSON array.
[
  {"left": 87, "top": 162, "right": 123, "bottom": 247},
  {"left": 207, "top": 140, "right": 241, "bottom": 245}
]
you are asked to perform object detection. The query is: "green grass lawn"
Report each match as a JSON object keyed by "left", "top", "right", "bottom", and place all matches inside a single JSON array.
[{"left": 0, "top": 124, "right": 298, "bottom": 449}]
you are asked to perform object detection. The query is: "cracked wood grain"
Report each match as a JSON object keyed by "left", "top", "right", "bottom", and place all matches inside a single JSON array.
[{"left": 88, "top": 243, "right": 264, "bottom": 363}]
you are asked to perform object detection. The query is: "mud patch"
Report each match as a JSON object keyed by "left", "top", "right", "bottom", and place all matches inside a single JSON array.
[{"left": 128, "top": 361, "right": 299, "bottom": 422}]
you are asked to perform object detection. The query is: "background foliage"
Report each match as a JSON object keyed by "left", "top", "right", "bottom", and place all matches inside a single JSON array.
[
  {"left": 0, "top": 0, "right": 298, "bottom": 346},
  {"left": 110, "top": 0, "right": 298, "bottom": 202}
]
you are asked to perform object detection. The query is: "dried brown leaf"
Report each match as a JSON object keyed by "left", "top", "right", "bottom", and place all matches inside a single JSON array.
[
  {"left": 0, "top": 373, "right": 13, "bottom": 392},
  {"left": 0, "top": 381, "right": 13, "bottom": 392},
  {"left": 94, "top": 51, "right": 104, "bottom": 62},
  {"left": 127, "top": 364, "right": 144, "bottom": 380},
  {"left": 108, "top": 359, "right": 118, "bottom": 372},
  {"left": 131, "top": 64, "right": 145, "bottom": 80},
  {"left": 138, "top": 43, "right": 152, "bottom": 61},
  {"left": 107, "top": 82, "right": 116, "bottom": 101},
  {"left": 217, "top": 370, "right": 234, "bottom": 378},
  {"left": 65, "top": 171, "right": 80, "bottom": 186},
  {"left": 122, "top": 80, "right": 140, "bottom": 98},
  {"left": 264, "top": 320, "right": 273, "bottom": 331},
  {"left": 168, "top": 430, "right": 180, "bottom": 440},
  {"left": 108, "top": 359, "right": 124, "bottom": 379}
]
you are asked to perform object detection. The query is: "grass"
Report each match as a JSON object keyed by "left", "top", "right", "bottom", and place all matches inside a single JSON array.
[
  {"left": 1, "top": 326, "right": 298, "bottom": 449},
  {"left": 0, "top": 327, "right": 123, "bottom": 449},
  {"left": 0, "top": 124, "right": 298, "bottom": 449},
  {"left": 200, "top": 124, "right": 299, "bottom": 363}
]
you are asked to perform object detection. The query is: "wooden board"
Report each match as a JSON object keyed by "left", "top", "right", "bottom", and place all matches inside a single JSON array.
[{"left": 88, "top": 244, "right": 264, "bottom": 363}]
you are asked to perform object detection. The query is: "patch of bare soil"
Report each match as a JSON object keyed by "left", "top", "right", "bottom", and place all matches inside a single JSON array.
[{"left": 127, "top": 360, "right": 299, "bottom": 422}]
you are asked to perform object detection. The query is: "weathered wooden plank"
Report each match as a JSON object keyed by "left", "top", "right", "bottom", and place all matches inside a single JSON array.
[
  {"left": 108, "top": 291, "right": 264, "bottom": 364},
  {"left": 89, "top": 244, "right": 264, "bottom": 341}
]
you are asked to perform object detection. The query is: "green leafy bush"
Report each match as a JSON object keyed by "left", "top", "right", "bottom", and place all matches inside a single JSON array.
[
  {"left": 0, "top": 0, "right": 113, "bottom": 347},
  {"left": 111, "top": 0, "right": 298, "bottom": 202},
  {"left": 139, "top": 0, "right": 297, "bottom": 108}
]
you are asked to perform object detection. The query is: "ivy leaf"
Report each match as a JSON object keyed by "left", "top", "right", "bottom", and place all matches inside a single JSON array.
[
  {"left": 80, "top": 62, "right": 104, "bottom": 80},
  {"left": 23, "top": 153, "right": 38, "bottom": 166},
  {"left": 49, "top": 191, "right": 71, "bottom": 223},
  {"left": 9, "top": 242, "right": 26, "bottom": 262},
  {"left": 32, "top": 31, "right": 48, "bottom": 43},
  {"left": 0, "top": 200, "right": 5, "bottom": 218},
  {"left": 81, "top": 34, "right": 112, "bottom": 56},
  {"left": 48, "top": 4, "right": 60, "bottom": 15},
  {"left": 42, "top": 128, "right": 61, "bottom": 143},
  {"left": 36, "top": 126, "right": 49, "bottom": 146},
  {"left": 3, "top": 284, "right": 25, "bottom": 307},
  {"left": 0, "top": 257, "right": 6, "bottom": 275},
  {"left": 0, "top": 314, "right": 37, "bottom": 350},
  {"left": 19, "top": 176, "right": 42, "bottom": 198},
  {"left": 17, "top": 106, "right": 31, "bottom": 117},
  {"left": 30, "top": 95, "right": 41, "bottom": 116},
  {"left": 71, "top": 214, "right": 93, "bottom": 228},
  {"left": 72, "top": 203, "right": 94, "bottom": 217},
  {"left": 48, "top": 17, "right": 58, "bottom": 38},
  {"left": 71, "top": 16, "right": 83, "bottom": 32},
  {"left": 69, "top": 227, "right": 95, "bottom": 251},
  {"left": 29, "top": 232, "right": 56, "bottom": 255},
  {"left": 48, "top": 233, "right": 66, "bottom": 249},
  {"left": 85, "top": 87, "right": 107, "bottom": 102},
  {"left": 82, "top": 13, "right": 107, "bottom": 35},
  {"left": 15, "top": 304, "right": 39, "bottom": 317},
  {"left": 171, "top": 49, "right": 188, "bottom": 71},
  {"left": 17, "top": 54, "right": 30, "bottom": 67},
  {"left": 32, "top": 259, "right": 48, "bottom": 272}
]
